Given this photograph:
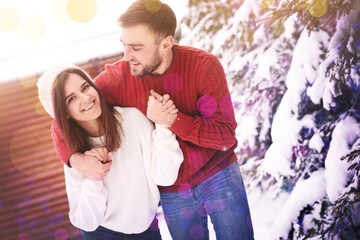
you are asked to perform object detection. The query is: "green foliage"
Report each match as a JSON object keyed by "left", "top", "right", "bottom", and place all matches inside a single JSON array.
[{"left": 261, "top": 0, "right": 357, "bottom": 34}]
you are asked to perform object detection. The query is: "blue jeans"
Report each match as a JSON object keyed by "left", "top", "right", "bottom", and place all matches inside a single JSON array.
[
  {"left": 160, "top": 162, "right": 254, "bottom": 240},
  {"left": 81, "top": 217, "right": 161, "bottom": 240}
]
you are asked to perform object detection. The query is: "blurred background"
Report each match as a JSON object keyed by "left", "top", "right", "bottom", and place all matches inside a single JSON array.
[{"left": 0, "top": 0, "right": 359, "bottom": 239}]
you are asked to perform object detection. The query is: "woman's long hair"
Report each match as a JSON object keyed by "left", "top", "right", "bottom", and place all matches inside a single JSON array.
[{"left": 53, "top": 68, "right": 122, "bottom": 153}]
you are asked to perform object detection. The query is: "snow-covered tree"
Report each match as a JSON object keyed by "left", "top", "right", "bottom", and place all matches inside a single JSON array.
[{"left": 178, "top": 0, "right": 360, "bottom": 239}]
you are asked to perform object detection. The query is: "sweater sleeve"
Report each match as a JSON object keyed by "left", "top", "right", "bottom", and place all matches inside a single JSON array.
[
  {"left": 169, "top": 55, "right": 238, "bottom": 151},
  {"left": 50, "top": 120, "right": 71, "bottom": 166},
  {"left": 136, "top": 110, "right": 183, "bottom": 186},
  {"left": 64, "top": 166, "right": 108, "bottom": 232}
]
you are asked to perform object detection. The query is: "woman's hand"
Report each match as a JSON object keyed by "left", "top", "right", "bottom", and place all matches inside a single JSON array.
[{"left": 84, "top": 146, "right": 113, "bottom": 163}]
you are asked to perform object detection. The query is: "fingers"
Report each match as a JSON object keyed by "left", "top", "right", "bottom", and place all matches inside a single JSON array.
[
  {"left": 91, "top": 160, "right": 112, "bottom": 181},
  {"left": 150, "top": 90, "right": 163, "bottom": 101},
  {"left": 161, "top": 99, "right": 174, "bottom": 112},
  {"left": 170, "top": 108, "right": 179, "bottom": 114},
  {"left": 84, "top": 147, "right": 109, "bottom": 162},
  {"left": 162, "top": 94, "right": 170, "bottom": 105}
]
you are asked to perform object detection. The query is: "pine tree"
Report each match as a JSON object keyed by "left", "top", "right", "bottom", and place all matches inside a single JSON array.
[{"left": 178, "top": 0, "right": 360, "bottom": 239}]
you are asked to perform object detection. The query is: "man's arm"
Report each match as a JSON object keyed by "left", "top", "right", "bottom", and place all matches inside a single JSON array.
[
  {"left": 50, "top": 121, "right": 112, "bottom": 180},
  {"left": 154, "top": 55, "right": 238, "bottom": 151}
]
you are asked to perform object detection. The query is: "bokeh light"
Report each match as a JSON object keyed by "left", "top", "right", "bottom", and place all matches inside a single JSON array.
[
  {"left": 353, "top": 21, "right": 360, "bottom": 30},
  {"left": 187, "top": 151, "right": 204, "bottom": 169},
  {"left": 21, "top": 16, "right": 47, "bottom": 40},
  {"left": 213, "top": 198, "right": 226, "bottom": 212},
  {"left": 164, "top": 73, "right": 183, "bottom": 94},
  {"left": 52, "top": 0, "right": 71, "bottom": 23},
  {"left": 0, "top": 7, "right": 20, "bottom": 32},
  {"left": 67, "top": 0, "right": 97, "bottom": 23},
  {"left": 54, "top": 228, "right": 68, "bottom": 240},
  {"left": 19, "top": 76, "right": 37, "bottom": 88},
  {"left": 307, "top": 0, "right": 327, "bottom": 18},
  {"left": 145, "top": 0, "right": 161, "bottom": 13},
  {"left": 189, "top": 224, "right": 205, "bottom": 240},
  {"left": 178, "top": 183, "right": 194, "bottom": 199},
  {"left": 260, "top": 0, "right": 275, "bottom": 9},
  {"left": 197, "top": 95, "right": 217, "bottom": 116},
  {"left": 180, "top": 206, "right": 195, "bottom": 220}
]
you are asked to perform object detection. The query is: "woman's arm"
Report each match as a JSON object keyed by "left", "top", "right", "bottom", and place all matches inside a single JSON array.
[{"left": 64, "top": 166, "right": 108, "bottom": 232}]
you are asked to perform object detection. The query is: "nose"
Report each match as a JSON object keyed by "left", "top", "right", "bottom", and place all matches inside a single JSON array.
[
  {"left": 122, "top": 45, "right": 132, "bottom": 62},
  {"left": 79, "top": 92, "right": 90, "bottom": 102}
]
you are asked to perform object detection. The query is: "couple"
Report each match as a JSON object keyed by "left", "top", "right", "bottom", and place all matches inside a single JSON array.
[{"left": 37, "top": 0, "right": 254, "bottom": 239}]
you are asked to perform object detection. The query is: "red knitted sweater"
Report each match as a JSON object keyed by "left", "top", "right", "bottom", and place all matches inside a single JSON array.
[{"left": 51, "top": 44, "right": 238, "bottom": 192}]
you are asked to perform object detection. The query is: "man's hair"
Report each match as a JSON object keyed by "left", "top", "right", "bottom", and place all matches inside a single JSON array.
[{"left": 118, "top": 0, "right": 177, "bottom": 38}]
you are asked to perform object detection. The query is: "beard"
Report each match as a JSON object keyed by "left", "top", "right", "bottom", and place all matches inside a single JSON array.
[{"left": 131, "top": 49, "right": 162, "bottom": 77}]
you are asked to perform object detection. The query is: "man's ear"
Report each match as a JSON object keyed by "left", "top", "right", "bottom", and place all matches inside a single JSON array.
[{"left": 161, "top": 35, "right": 174, "bottom": 51}]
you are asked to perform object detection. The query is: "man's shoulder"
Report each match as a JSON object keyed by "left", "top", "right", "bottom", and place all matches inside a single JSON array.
[
  {"left": 174, "top": 44, "right": 217, "bottom": 62},
  {"left": 175, "top": 44, "right": 213, "bottom": 55},
  {"left": 94, "top": 59, "right": 129, "bottom": 85}
]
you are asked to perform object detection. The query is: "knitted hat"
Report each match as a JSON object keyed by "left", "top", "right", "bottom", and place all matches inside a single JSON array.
[{"left": 37, "top": 64, "right": 90, "bottom": 118}]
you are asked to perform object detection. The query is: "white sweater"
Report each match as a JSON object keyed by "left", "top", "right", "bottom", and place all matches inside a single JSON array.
[{"left": 64, "top": 107, "right": 183, "bottom": 233}]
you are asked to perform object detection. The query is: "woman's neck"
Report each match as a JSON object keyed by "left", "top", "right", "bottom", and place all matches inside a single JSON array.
[{"left": 77, "top": 118, "right": 104, "bottom": 137}]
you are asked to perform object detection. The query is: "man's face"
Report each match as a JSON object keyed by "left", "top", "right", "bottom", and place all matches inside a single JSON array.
[{"left": 120, "top": 24, "right": 163, "bottom": 77}]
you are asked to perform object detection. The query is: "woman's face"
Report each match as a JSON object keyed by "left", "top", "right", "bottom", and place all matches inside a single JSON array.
[{"left": 64, "top": 73, "right": 102, "bottom": 123}]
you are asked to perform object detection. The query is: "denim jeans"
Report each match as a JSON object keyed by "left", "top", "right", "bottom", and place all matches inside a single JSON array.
[
  {"left": 81, "top": 217, "right": 161, "bottom": 240},
  {"left": 160, "top": 162, "right": 254, "bottom": 240}
]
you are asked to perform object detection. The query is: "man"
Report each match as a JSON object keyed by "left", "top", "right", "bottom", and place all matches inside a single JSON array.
[{"left": 51, "top": 0, "right": 254, "bottom": 239}]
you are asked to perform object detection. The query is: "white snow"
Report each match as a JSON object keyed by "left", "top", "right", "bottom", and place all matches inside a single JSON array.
[
  {"left": 269, "top": 170, "right": 327, "bottom": 239},
  {"left": 324, "top": 116, "right": 360, "bottom": 202}
]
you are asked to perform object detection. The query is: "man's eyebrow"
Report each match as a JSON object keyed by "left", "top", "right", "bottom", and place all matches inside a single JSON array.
[{"left": 120, "top": 39, "right": 144, "bottom": 46}]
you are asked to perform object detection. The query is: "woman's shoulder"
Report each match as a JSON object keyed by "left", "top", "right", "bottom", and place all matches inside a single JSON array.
[
  {"left": 114, "top": 106, "right": 143, "bottom": 117},
  {"left": 113, "top": 107, "right": 150, "bottom": 127}
]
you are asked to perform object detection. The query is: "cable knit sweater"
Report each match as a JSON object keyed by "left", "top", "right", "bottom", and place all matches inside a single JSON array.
[
  {"left": 51, "top": 44, "right": 238, "bottom": 192},
  {"left": 64, "top": 107, "right": 183, "bottom": 233}
]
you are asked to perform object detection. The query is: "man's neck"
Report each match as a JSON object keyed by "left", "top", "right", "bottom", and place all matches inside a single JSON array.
[{"left": 153, "top": 47, "right": 174, "bottom": 76}]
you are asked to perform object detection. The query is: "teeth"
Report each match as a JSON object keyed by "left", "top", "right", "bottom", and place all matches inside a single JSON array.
[{"left": 83, "top": 102, "right": 94, "bottom": 111}]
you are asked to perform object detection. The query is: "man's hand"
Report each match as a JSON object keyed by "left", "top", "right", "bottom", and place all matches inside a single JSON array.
[
  {"left": 69, "top": 147, "right": 112, "bottom": 181},
  {"left": 147, "top": 90, "right": 178, "bottom": 127},
  {"left": 150, "top": 90, "right": 178, "bottom": 113}
]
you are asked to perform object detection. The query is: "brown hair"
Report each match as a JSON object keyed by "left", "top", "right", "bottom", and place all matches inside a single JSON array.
[
  {"left": 53, "top": 68, "right": 122, "bottom": 153},
  {"left": 118, "top": 0, "right": 177, "bottom": 40}
]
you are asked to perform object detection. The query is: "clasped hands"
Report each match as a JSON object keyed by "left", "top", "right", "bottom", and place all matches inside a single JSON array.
[
  {"left": 70, "top": 90, "right": 178, "bottom": 181},
  {"left": 146, "top": 89, "right": 179, "bottom": 128}
]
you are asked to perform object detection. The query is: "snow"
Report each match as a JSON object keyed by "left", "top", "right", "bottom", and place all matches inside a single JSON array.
[
  {"left": 233, "top": 0, "right": 260, "bottom": 26},
  {"left": 324, "top": 116, "right": 360, "bottom": 203},
  {"left": 269, "top": 170, "right": 327, "bottom": 239},
  {"left": 246, "top": 183, "right": 290, "bottom": 240},
  {"left": 309, "top": 132, "right": 324, "bottom": 153}
]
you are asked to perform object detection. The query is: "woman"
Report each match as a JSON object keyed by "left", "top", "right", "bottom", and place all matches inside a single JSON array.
[{"left": 37, "top": 64, "right": 183, "bottom": 240}]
